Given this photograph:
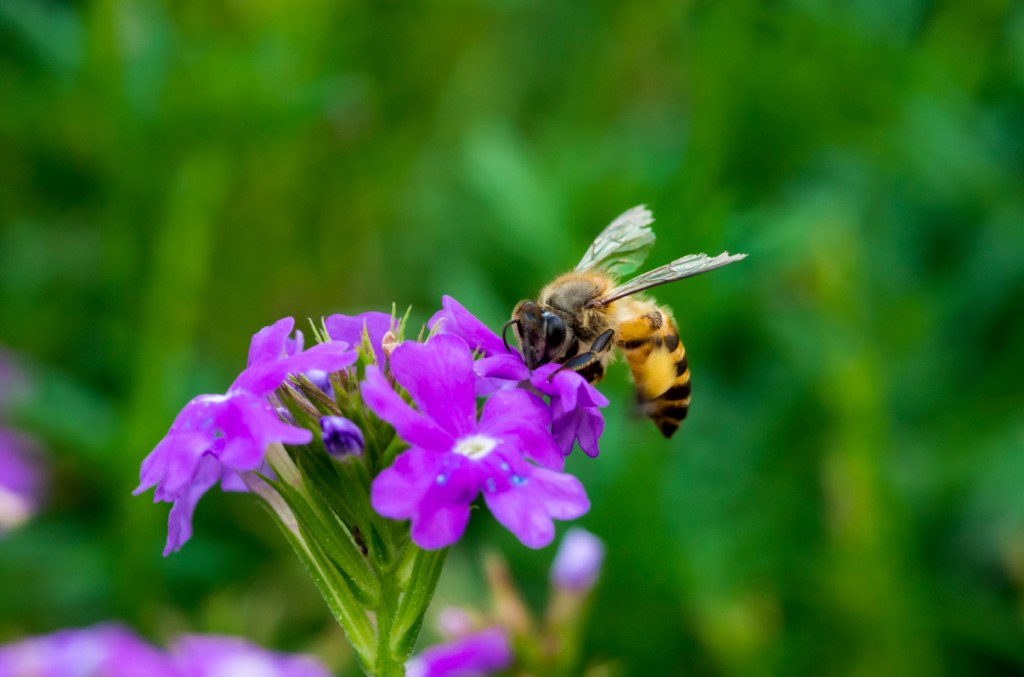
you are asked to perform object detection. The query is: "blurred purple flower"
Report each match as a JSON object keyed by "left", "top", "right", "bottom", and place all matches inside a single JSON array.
[
  {"left": 430, "top": 296, "right": 608, "bottom": 456},
  {"left": 324, "top": 311, "right": 394, "bottom": 364},
  {"left": 135, "top": 317, "right": 356, "bottom": 554},
  {"left": 0, "top": 625, "right": 333, "bottom": 677},
  {"left": 0, "top": 428, "right": 45, "bottom": 534},
  {"left": 550, "top": 527, "right": 605, "bottom": 593},
  {"left": 0, "top": 624, "right": 176, "bottom": 677},
  {"left": 406, "top": 628, "right": 512, "bottom": 677},
  {"left": 363, "top": 334, "right": 588, "bottom": 549},
  {"left": 173, "top": 635, "right": 332, "bottom": 677},
  {"left": 320, "top": 416, "right": 364, "bottom": 458}
]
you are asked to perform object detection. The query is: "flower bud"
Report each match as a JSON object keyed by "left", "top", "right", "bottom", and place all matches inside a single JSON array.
[
  {"left": 319, "top": 416, "right": 364, "bottom": 458},
  {"left": 381, "top": 331, "right": 398, "bottom": 359},
  {"left": 550, "top": 528, "right": 604, "bottom": 593}
]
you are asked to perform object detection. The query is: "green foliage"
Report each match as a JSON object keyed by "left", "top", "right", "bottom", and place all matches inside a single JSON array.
[{"left": 2, "top": 0, "right": 1023, "bottom": 675}]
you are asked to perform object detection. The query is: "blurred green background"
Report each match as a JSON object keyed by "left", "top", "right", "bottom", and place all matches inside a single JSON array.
[{"left": 2, "top": 0, "right": 1024, "bottom": 674}]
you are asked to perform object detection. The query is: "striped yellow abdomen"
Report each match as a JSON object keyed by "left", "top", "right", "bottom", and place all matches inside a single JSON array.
[{"left": 614, "top": 301, "right": 691, "bottom": 438}]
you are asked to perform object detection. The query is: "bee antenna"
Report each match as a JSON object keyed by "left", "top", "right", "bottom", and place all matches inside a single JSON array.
[{"left": 501, "top": 319, "right": 520, "bottom": 353}]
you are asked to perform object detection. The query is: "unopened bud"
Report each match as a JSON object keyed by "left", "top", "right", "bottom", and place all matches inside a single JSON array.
[
  {"left": 550, "top": 528, "right": 605, "bottom": 593},
  {"left": 320, "top": 416, "right": 364, "bottom": 458},
  {"left": 381, "top": 331, "right": 399, "bottom": 359}
]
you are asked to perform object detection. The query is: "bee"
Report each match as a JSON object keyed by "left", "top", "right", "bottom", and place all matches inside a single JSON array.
[{"left": 506, "top": 206, "right": 745, "bottom": 438}]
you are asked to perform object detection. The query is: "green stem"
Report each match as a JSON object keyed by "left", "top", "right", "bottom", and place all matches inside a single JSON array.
[
  {"left": 392, "top": 546, "right": 449, "bottom": 659},
  {"left": 243, "top": 473, "right": 377, "bottom": 670},
  {"left": 374, "top": 570, "right": 406, "bottom": 677}
]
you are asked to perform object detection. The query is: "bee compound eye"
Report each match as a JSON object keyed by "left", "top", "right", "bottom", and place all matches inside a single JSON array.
[{"left": 542, "top": 312, "right": 566, "bottom": 350}]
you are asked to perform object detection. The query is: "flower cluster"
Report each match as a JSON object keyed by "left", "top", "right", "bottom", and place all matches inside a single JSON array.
[
  {"left": 0, "top": 624, "right": 332, "bottom": 677},
  {"left": 133, "top": 297, "right": 611, "bottom": 674},
  {"left": 134, "top": 317, "right": 357, "bottom": 554},
  {"left": 137, "top": 299, "right": 607, "bottom": 554}
]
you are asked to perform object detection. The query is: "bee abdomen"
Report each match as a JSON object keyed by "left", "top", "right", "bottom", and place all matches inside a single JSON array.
[{"left": 648, "top": 362, "right": 691, "bottom": 438}]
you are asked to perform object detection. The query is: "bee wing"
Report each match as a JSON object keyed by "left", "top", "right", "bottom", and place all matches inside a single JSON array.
[
  {"left": 592, "top": 251, "right": 747, "bottom": 306},
  {"left": 574, "top": 205, "right": 656, "bottom": 276}
]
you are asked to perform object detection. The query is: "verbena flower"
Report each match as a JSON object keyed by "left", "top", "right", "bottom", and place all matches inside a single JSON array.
[
  {"left": 550, "top": 527, "right": 605, "bottom": 593},
  {"left": 529, "top": 365, "right": 608, "bottom": 459},
  {"left": 173, "top": 635, "right": 333, "bottom": 677},
  {"left": 135, "top": 317, "right": 356, "bottom": 554},
  {"left": 363, "top": 334, "right": 589, "bottom": 549},
  {"left": 0, "top": 428, "right": 45, "bottom": 535},
  {"left": 406, "top": 628, "right": 512, "bottom": 677},
  {"left": 0, "top": 625, "right": 334, "bottom": 677},
  {"left": 0, "top": 624, "right": 175, "bottom": 677},
  {"left": 428, "top": 296, "right": 529, "bottom": 395},
  {"left": 430, "top": 295, "right": 608, "bottom": 457},
  {"left": 324, "top": 311, "right": 394, "bottom": 364}
]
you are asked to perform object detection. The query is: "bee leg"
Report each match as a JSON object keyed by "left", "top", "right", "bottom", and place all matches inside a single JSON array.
[{"left": 548, "top": 329, "right": 614, "bottom": 382}]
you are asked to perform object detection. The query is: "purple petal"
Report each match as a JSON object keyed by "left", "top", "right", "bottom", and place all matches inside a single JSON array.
[
  {"left": 472, "top": 354, "right": 529, "bottom": 396},
  {"left": 551, "top": 402, "right": 605, "bottom": 459},
  {"left": 550, "top": 527, "right": 605, "bottom": 592},
  {"left": 137, "top": 393, "right": 311, "bottom": 504},
  {"left": 407, "top": 627, "right": 513, "bottom": 677},
  {"left": 478, "top": 390, "right": 563, "bottom": 471},
  {"left": 410, "top": 500, "right": 473, "bottom": 550},
  {"left": 164, "top": 455, "right": 223, "bottom": 555},
  {"left": 428, "top": 296, "right": 507, "bottom": 357},
  {"left": 324, "top": 311, "right": 394, "bottom": 363},
  {"left": 0, "top": 624, "right": 178, "bottom": 677},
  {"left": 361, "top": 367, "right": 454, "bottom": 452},
  {"left": 373, "top": 448, "right": 479, "bottom": 550},
  {"left": 484, "top": 466, "right": 589, "bottom": 548},
  {"left": 247, "top": 317, "right": 295, "bottom": 368},
  {"left": 389, "top": 335, "right": 477, "bottom": 438},
  {"left": 173, "top": 635, "right": 333, "bottom": 677},
  {"left": 232, "top": 341, "right": 356, "bottom": 396},
  {"left": 372, "top": 447, "right": 441, "bottom": 519},
  {"left": 530, "top": 366, "right": 610, "bottom": 410}
]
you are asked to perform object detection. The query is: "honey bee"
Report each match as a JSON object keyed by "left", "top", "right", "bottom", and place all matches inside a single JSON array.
[{"left": 506, "top": 206, "right": 746, "bottom": 437}]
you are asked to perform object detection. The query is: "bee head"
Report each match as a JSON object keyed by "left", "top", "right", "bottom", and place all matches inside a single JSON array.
[{"left": 508, "top": 300, "right": 567, "bottom": 370}]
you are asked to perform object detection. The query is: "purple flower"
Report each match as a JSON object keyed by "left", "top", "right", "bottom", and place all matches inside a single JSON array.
[
  {"left": 363, "top": 334, "right": 589, "bottom": 549},
  {"left": 324, "top": 311, "right": 394, "bottom": 364},
  {"left": 550, "top": 527, "right": 605, "bottom": 593},
  {"left": 0, "top": 428, "right": 45, "bottom": 534},
  {"left": 135, "top": 317, "right": 356, "bottom": 554},
  {"left": 429, "top": 296, "right": 529, "bottom": 395},
  {"left": 320, "top": 416, "right": 364, "bottom": 458},
  {"left": 0, "top": 626, "right": 333, "bottom": 677},
  {"left": 430, "top": 296, "right": 608, "bottom": 456},
  {"left": 529, "top": 365, "right": 609, "bottom": 459},
  {"left": 172, "top": 635, "right": 332, "bottom": 677},
  {"left": 0, "top": 624, "right": 177, "bottom": 677},
  {"left": 407, "top": 628, "right": 512, "bottom": 677}
]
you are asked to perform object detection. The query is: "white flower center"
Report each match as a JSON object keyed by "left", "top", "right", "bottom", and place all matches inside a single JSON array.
[{"left": 453, "top": 434, "right": 499, "bottom": 460}]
